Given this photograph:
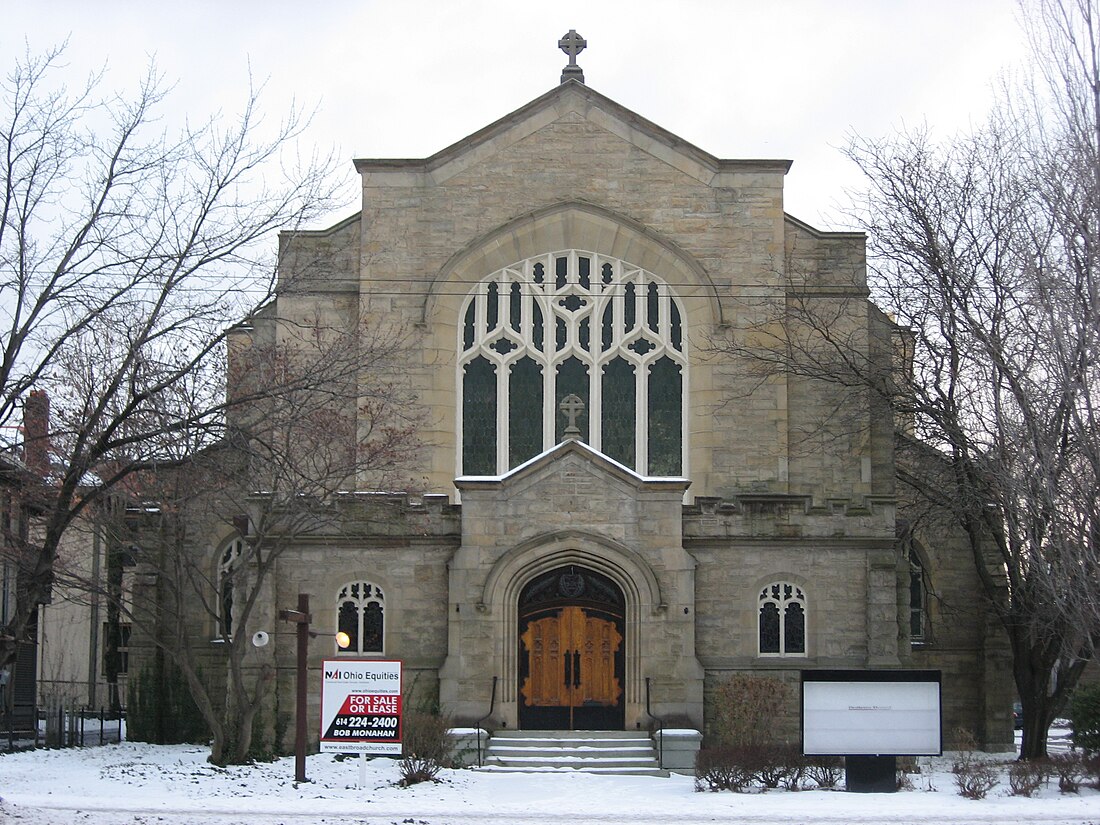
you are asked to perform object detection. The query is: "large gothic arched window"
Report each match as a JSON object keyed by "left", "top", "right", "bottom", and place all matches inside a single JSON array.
[{"left": 458, "top": 251, "right": 687, "bottom": 477}]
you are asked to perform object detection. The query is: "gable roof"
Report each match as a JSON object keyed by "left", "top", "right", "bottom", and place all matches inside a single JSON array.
[{"left": 354, "top": 80, "right": 792, "bottom": 188}]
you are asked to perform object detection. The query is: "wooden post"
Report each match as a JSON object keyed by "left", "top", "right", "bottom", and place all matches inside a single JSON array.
[
  {"left": 279, "top": 594, "right": 312, "bottom": 783},
  {"left": 294, "top": 593, "right": 309, "bottom": 783}
]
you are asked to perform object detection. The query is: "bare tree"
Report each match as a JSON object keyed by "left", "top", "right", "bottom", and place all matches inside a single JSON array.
[
  {"left": 712, "top": 0, "right": 1099, "bottom": 759},
  {"left": 107, "top": 315, "right": 422, "bottom": 765},
  {"left": 0, "top": 44, "right": 348, "bottom": 674}
]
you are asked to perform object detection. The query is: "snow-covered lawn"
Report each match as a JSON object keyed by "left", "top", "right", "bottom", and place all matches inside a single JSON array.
[{"left": 0, "top": 739, "right": 1096, "bottom": 825}]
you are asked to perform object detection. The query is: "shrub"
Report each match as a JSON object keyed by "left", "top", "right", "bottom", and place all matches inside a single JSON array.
[
  {"left": 710, "top": 674, "right": 791, "bottom": 747},
  {"left": 953, "top": 759, "right": 1000, "bottom": 799},
  {"left": 127, "top": 661, "right": 208, "bottom": 745},
  {"left": 1069, "top": 684, "right": 1100, "bottom": 754},
  {"left": 694, "top": 743, "right": 807, "bottom": 792},
  {"left": 1083, "top": 753, "right": 1100, "bottom": 790},
  {"left": 1048, "top": 752, "right": 1085, "bottom": 794},
  {"left": 952, "top": 730, "right": 1000, "bottom": 800},
  {"left": 694, "top": 747, "right": 755, "bottom": 792},
  {"left": 1007, "top": 759, "right": 1048, "bottom": 797},
  {"left": 896, "top": 757, "right": 919, "bottom": 792},
  {"left": 753, "top": 742, "right": 799, "bottom": 789},
  {"left": 398, "top": 709, "right": 453, "bottom": 787},
  {"left": 778, "top": 746, "right": 808, "bottom": 791},
  {"left": 804, "top": 755, "right": 843, "bottom": 789}
]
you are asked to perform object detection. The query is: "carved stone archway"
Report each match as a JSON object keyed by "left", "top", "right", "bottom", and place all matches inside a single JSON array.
[{"left": 480, "top": 530, "right": 664, "bottom": 729}]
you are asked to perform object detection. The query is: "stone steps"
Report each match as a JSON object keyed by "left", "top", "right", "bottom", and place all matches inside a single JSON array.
[{"left": 480, "top": 730, "right": 667, "bottom": 776}]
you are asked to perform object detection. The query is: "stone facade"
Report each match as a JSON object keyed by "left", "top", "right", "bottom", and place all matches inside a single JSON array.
[{"left": 133, "top": 79, "right": 1014, "bottom": 753}]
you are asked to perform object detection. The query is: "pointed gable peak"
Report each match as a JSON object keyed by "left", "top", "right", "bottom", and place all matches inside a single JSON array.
[
  {"left": 455, "top": 438, "right": 690, "bottom": 492},
  {"left": 354, "top": 80, "right": 791, "bottom": 187}
]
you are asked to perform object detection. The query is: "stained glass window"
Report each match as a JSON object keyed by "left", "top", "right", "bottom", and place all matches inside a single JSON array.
[
  {"left": 602, "top": 358, "right": 636, "bottom": 467},
  {"left": 758, "top": 582, "right": 807, "bottom": 656},
  {"left": 457, "top": 251, "right": 687, "bottom": 477},
  {"left": 759, "top": 602, "right": 780, "bottom": 654},
  {"left": 510, "top": 357, "right": 543, "bottom": 467},
  {"left": 462, "top": 357, "right": 496, "bottom": 475},
  {"left": 648, "top": 357, "right": 682, "bottom": 475}
]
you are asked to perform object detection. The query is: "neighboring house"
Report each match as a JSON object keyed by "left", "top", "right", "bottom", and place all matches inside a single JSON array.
[
  {"left": 130, "top": 55, "right": 1014, "bottom": 752},
  {"left": 35, "top": 500, "right": 132, "bottom": 713},
  {"left": 1, "top": 391, "right": 130, "bottom": 722},
  {"left": 0, "top": 432, "right": 38, "bottom": 731}
]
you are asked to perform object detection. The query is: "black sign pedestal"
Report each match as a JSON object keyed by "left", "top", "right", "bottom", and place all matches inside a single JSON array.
[{"left": 845, "top": 756, "right": 896, "bottom": 793}]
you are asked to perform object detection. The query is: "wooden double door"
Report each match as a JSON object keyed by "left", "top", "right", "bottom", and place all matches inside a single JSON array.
[{"left": 518, "top": 567, "right": 625, "bottom": 730}]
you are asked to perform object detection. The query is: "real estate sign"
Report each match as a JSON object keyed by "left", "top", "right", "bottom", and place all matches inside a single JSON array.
[{"left": 319, "top": 659, "right": 402, "bottom": 754}]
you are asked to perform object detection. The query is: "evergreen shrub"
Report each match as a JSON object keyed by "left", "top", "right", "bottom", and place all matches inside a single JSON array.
[{"left": 1069, "top": 684, "right": 1100, "bottom": 754}]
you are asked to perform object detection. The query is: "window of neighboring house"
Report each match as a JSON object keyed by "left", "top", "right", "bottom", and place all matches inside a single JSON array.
[
  {"left": 909, "top": 547, "right": 927, "bottom": 644},
  {"left": 458, "top": 251, "right": 687, "bottom": 477},
  {"left": 336, "top": 581, "right": 385, "bottom": 654},
  {"left": 758, "top": 582, "right": 807, "bottom": 656},
  {"left": 218, "top": 538, "right": 244, "bottom": 638},
  {"left": 102, "top": 623, "right": 131, "bottom": 676}
]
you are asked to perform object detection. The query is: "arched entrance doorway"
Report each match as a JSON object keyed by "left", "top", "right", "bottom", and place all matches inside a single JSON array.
[{"left": 517, "top": 565, "right": 626, "bottom": 730}]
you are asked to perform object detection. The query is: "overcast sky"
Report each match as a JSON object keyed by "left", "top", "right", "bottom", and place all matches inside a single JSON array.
[{"left": 5, "top": 1, "right": 1032, "bottom": 229}]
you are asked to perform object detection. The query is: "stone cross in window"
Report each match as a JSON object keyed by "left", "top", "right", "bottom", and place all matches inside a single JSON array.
[
  {"left": 559, "top": 30, "right": 586, "bottom": 84},
  {"left": 559, "top": 393, "right": 585, "bottom": 440}
]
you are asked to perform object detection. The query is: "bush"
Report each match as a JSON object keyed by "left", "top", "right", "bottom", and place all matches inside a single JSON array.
[
  {"left": 398, "top": 709, "right": 453, "bottom": 787},
  {"left": 694, "top": 747, "right": 755, "bottom": 792},
  {"left": 952, "top": 730, "right": 1000, "bottom": 800},
  {"left": 953, "top": 759, "right": 1000, "bottom": 799},
  {"left": 896, "top": 757, "right": 919, "bottom": 791},
  {"left": 1007, "top": 759, "right": 1048, "bottom": 797},
  {"left": 1069, "top": 684, "right": 1100, "bottom": 754},
  {"left": 778, "top": 746, "right": 808, "bottom": 791},
  {"left": 1084, "top": 753, "right": 1100, "bottom": 790},
  {"left": 694, "top": 743, "right": 806, "bottom": 792},
  {"left": 753, "top": 742, "right": 800, "bottom": 789},
  {"left": 1048, "top": 752, "right": 1086, "bottom": 794},
  {"left": 127, "top": 661, "right": 208, "bottom": 745},
  {"left": 710, "top": 674, "right": 791, "bottom": 747},
  {"left": 804, "top": 755, "right": 843, "bottom": 789}
]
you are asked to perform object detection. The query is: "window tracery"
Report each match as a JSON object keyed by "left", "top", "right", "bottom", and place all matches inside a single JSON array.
[{"left": 458, "top": 251, "right": 687, "bottom": 476}]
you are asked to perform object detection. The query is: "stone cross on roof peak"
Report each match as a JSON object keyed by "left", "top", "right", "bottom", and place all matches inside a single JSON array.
[{"left": 559, "top": 29, "right": 586, "bottom": 84}]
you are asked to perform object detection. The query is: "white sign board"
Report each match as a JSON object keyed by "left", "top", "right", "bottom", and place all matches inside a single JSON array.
[
  {"left": 802, "top": 671, "right": 941, "bottom": 756},
  {"left": 319, "top": 659, "right": 402, "bottom": 754}
]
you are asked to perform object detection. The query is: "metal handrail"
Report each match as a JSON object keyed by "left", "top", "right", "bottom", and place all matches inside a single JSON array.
[
  {"left": 475, "top": 676, "right": 498, "bottom": 767},
  {"left": 645, "top": 676, "right": 665, "bottom": 769}
]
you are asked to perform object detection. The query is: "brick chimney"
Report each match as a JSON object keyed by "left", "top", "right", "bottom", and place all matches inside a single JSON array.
[{"left": 22, "top": 390, "right": 50, "bottom": 476}]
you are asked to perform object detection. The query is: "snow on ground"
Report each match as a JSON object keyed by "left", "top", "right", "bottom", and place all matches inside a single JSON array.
[{"left": 0, "top": 736, "right": 1096, "bottom": 825}]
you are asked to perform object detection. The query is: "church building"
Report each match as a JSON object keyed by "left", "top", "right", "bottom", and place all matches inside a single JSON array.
[{"left": 136, "top": 34, "right": 1014, "bottom": 760}]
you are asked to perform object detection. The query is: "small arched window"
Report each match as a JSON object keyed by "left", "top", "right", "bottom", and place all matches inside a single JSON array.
[
  {"left": 217, "top": 538, "right": 244, "bottom": 638},
  {"left": 758, "top": 582, "right": 806, "bottom": 656},
  {"left": 336, "top": 581, "right": 385, "bottom": 654}
]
